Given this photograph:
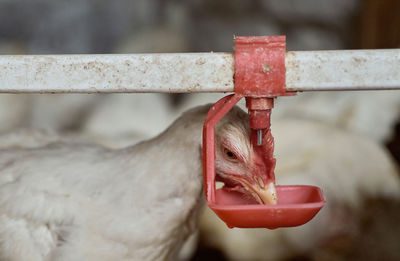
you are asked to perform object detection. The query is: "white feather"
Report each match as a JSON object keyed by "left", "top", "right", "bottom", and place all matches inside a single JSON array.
[{"left": 0, "top": 104, "right": 250, "bottom": 261}]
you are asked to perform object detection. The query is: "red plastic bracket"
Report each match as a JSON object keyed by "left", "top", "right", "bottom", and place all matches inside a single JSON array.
[
  {"left": 234, "top": 36, "right": 295, "bottom": 131},
  {"left": 234, "top": 36, "right": 292, "bottom": 97},
  {"left": 203, "top": 94, "right": 243, "bottom": 203}
]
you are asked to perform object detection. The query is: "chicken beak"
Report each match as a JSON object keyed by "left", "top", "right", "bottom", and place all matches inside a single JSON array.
[
  {"left": 254, "top": 181, "right": 277, "bottom": 205},
  {"left": 221, "top": 173, "right": 277, "bottom": 204},
  {"left": 239, "top": 176, "right": 277, "bottom": 205}
]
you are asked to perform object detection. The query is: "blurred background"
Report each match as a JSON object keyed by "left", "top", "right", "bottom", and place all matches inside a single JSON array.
[{"left": 1, "top": 0, "right": 400, "bottom": 260}]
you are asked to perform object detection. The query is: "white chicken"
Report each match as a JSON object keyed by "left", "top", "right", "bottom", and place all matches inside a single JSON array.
[
  {"left": 0, "top": 94, "right": 101, "bottom": 136},
  {"left": 0, "top": 129, "right": 65, "bottom": 150},
  {"left": 0, "top": 104, "right": 276, "bottom": 261},
  {"left": 199, "top": 118, "right": 400, "bottom": 261},
  {"left": 27, "top": 94, "right": 100, "bottom": 131},
  {"left": 0, "top": 94, "right": 31, "bottom": 134},
  {"left": 272, "top": 91, "right": 400, "bottom": 143},
  {"left": 82, "top": 93, "right": 176, "bottom": 148}
]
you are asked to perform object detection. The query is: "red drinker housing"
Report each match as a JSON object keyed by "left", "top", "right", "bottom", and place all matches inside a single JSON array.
[{"left": 202, "top": 36, "right": 326, "bottom": 229}]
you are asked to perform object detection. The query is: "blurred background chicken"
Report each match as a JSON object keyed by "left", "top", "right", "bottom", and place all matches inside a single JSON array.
[{"left": 1, "top": 0, "right": 400, "bottom": 261}]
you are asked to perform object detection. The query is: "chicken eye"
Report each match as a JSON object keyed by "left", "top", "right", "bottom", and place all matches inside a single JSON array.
[{"left": 223, "top": 148, "right": 238, "bottom": 161}]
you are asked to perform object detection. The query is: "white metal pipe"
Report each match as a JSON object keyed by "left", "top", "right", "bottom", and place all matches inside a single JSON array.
[
  {"left": 0, "top": 49, "right": 400, "bottom": 93},
  {"left": 0, "top": 53, "right": 234, "bottom": 93},
  {"left": 285, "top": 49, "right": 400, "bottom": 91}
]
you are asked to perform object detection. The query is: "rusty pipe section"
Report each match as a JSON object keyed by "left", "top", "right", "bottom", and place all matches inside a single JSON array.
[{"left": 0, "top": 49, "right": 400, "bottom": 93}]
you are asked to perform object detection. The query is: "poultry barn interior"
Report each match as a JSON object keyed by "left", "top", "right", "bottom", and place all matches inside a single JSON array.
[{"left": 1, "top": 0, "right": 400, "bottom": 261}]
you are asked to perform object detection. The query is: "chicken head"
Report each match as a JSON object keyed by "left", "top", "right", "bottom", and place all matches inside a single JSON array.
[{"left": 214, "top": 106, "right": 277, "bottom": 205}]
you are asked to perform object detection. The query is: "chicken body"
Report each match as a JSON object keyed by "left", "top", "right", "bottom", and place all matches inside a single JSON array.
[{"left": 0, "top": 104, "right": 248, "bottom": 261}]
